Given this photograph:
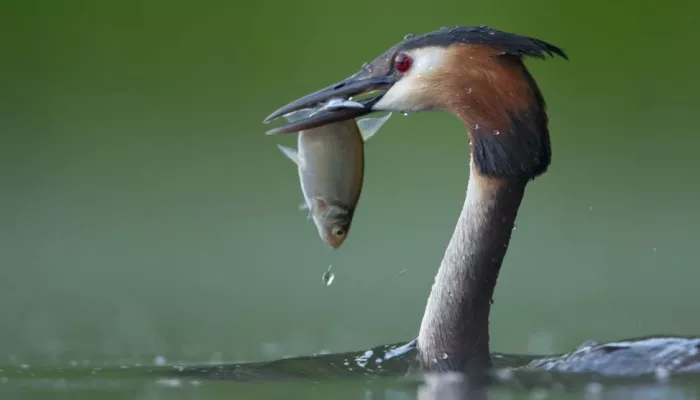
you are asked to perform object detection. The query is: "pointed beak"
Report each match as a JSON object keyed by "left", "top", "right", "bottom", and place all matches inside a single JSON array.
[{"left": 263, "top": 75, "right": 396, "bottom": 135}]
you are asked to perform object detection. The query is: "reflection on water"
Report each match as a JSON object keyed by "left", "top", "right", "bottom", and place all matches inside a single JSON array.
[{"left": 2, "top": 362, "right": 700, "bottom": 400}]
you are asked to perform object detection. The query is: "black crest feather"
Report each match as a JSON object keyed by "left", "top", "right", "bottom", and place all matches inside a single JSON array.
[{"left": 399, "top": 25, "right": 568, "bottom": 61}]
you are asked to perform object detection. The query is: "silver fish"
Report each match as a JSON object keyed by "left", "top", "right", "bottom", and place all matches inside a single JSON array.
[{"left": 277, "top": 101, "right": 392, "bottom": 248}]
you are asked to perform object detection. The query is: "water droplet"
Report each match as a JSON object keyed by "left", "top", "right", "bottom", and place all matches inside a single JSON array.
[
  {"left": 404, "top": 33, "right": 415, "bottom": 40},
  {"left": 654, "top": 367, "right": 670, "bottom": 382},
  {"left": 493, "top": 368, "right": 515, "bottom": 381},
  {"left": 153, "top": 356, "right": 166, "bottom": 366},
  {"left": 322, "top": 265, "right": 335, "bottom": 286},
  {"left": 494, "top": 130, "right": 500, "bottom": 135}
]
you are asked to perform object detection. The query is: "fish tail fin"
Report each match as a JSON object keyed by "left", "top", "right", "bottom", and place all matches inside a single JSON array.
[
  {"left": 282, "top": 109, "right": 314, "bottom": 123},
  {"left": 319, "top": 99, "right": 365, "bottom": 112}
]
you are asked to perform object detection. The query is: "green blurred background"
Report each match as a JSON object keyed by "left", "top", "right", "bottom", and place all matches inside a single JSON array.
[{"left": 1, "top": 0, "right": 698, "bottom": 367}]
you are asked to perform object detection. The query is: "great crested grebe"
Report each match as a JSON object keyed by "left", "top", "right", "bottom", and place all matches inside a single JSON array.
[{"left": 263, "top": 25, "right": 700, "bottom": 377}]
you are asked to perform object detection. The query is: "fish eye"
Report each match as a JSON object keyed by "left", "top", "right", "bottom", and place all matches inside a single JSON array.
[
  {"left": 393, "top": 52, "right": 413, "bottom": 73},
  {"left": 331, "top": 226, "right": 346, "bottom": 237}
]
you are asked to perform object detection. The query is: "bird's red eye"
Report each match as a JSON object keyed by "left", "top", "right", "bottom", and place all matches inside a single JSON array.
[{"left": 393, "top": 53, "right": 412, "bottom": 73}]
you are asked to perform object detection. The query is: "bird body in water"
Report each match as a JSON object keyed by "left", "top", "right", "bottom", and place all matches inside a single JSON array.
[{"left": 263, "top": 25, "right": 700, "bottom": 377}]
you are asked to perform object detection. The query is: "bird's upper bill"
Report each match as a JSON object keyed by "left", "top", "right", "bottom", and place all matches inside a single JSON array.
[{"left": 262, "top": 25, "right": 567, "bottom": 135}]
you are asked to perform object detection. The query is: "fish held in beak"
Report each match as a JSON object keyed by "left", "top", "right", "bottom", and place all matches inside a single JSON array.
[{"left": 274, "top": 105, "right": 392, "bottom": 249}]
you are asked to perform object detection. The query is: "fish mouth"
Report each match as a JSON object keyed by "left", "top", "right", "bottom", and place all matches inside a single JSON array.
[
  {"left": 323, "top": 234, "right": 345, "bottom": 249},
  {"left": 263, "top": 75, "right": 396, "bottom": 135}
]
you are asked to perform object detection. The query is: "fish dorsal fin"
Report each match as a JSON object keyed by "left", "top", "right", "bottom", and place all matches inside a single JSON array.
[
  {"left": 282, "top": 108, "right": 314, "bottom": 123},
  {"left": 357, "top": 112, "right": 393, "bottom": 141},
  {"left": 277, "top": 145, "right": 306, "bottom": 169}
]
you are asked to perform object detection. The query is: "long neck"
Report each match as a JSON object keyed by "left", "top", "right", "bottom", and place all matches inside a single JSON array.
[{"left": 417, "top": 160, "right": 527, "bottom": 373}]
